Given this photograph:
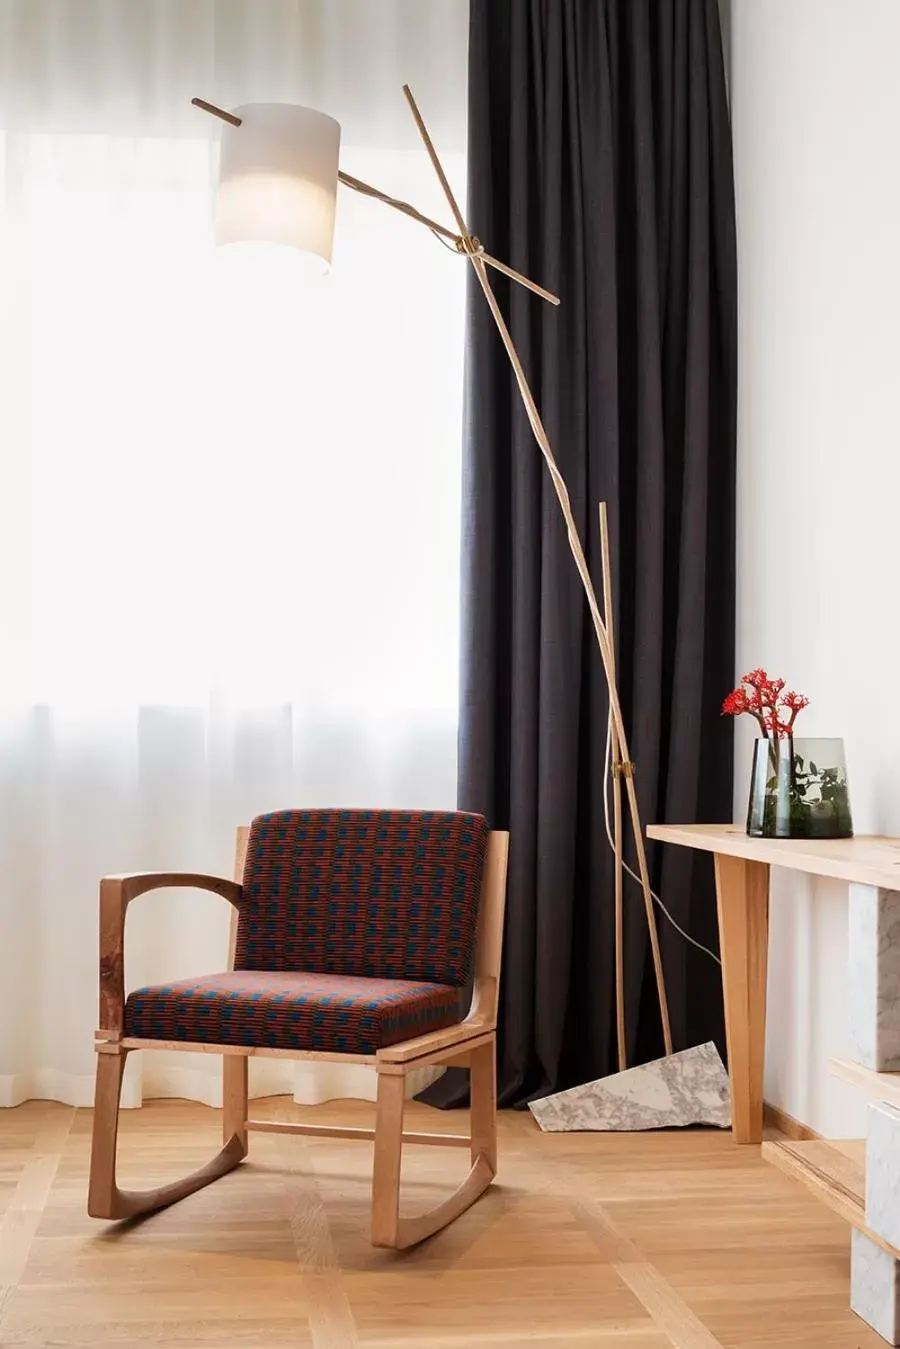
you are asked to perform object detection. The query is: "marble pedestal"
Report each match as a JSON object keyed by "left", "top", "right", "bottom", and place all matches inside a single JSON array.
[
  {"left": 846, "top": 890, "right": 900, "bottom": 1342},
  {"left": 849, "top": 1031, "right": 900, "bottom": 1342},
  {"left": 852, "top": 1232, "right": 900, "bottom": 1346},
  {"left": 867, "top": 1100, "right": 900, "bottom": 1250},
  {"left": 850, "top": 885, "right": 900, "bottom": 1070}
]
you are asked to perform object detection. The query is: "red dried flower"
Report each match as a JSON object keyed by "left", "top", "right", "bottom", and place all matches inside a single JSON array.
[
  {"left": 782, "top": 690, "right": 810, "bottom": 727},
  {"left": 721, "top": 688, "right": 750, "bottom": 716},
  {"left": 722, "top": 670, "right": 809, "bottom": 739}
]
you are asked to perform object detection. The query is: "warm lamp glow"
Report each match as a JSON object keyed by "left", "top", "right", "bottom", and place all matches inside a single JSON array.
[{"left": 215, "top": 103, "right": 341, "bottom": 270}]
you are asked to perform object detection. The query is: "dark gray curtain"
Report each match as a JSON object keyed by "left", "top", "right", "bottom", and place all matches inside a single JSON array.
[{"left": 427, "top": 0, "right": 736, "bottom": 1109}]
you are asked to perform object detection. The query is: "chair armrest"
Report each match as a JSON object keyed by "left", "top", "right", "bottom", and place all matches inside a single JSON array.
[
  {"left": 98, "top": 872, "right": 243, "bottom": 1037},
  {"left": 103, "top": 871, "right": 243, "bottom": 905}
]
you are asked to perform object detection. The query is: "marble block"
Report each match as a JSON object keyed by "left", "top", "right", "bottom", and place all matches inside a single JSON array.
[
  {"left": 528, "top": 1042, "right": 730, "bottom": 1133},
  {"left": 849, "top": 885, "right": 900, "bottom": 1071},
  {"left": 867, "top": 1100, "right": 900, "bottom": 1249},
  {"left": 852, "top": 1230, "right": 900, "bottom": 1345}
]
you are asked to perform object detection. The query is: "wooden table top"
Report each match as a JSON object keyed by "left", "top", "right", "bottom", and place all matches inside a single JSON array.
[{"left": 647, "top": 822, "right": 900, "bottom": 891}]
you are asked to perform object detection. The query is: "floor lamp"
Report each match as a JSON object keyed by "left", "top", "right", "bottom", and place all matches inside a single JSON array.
[{"left": 192, "top": 88, "right": 725, "bottom": 1126}]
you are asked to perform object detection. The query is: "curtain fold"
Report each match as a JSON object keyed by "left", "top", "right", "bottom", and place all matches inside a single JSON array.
[
  {"left": 0, "top": 0, "right": 468, "bottom": 1108},
  {"left": 437, "top": 0, "right": 736, "bottom": 1107}
]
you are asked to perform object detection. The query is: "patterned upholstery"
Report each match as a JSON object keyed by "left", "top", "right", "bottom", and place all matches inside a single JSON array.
[
  {"left": 124, "top": 971, "right": 461, "bottom": 1055},
  {"left": 123, "top": 809, "right": 488, "bottom": 1055},
  {"left": 234, "top": 808, "right": 488, "bottom": 985}
]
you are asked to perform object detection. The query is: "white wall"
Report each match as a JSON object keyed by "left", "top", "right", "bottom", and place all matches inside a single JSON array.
[{"left": 731, "top": 0, "right": 900, "bottom": 1136}]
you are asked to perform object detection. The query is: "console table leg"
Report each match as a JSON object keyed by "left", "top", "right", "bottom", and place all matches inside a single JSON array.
[{"left": 713, "top": 853, "right": 770, "bottom": 1144}]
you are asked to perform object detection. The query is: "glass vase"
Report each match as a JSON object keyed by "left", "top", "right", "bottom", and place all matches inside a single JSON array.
[{"left": 746, "top": 737, "right": 853, "bottom": 839}]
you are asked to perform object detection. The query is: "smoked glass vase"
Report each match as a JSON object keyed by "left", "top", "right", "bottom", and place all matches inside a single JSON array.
[{"left": 746, "top": 737, "right": 853, "bottom": 839}]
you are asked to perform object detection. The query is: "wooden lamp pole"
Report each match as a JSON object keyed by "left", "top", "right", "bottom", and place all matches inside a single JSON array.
[{"left": 192, "top": 88, "right": 673, "bottom": 1061}]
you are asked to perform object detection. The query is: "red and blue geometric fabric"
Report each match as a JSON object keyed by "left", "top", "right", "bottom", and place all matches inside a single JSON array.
[
  {"left": 233, "top": 808, "right": 488, "bottom": 986},
  {"left": 124, "top": 970, "right": 462, "bottom": 1055}
]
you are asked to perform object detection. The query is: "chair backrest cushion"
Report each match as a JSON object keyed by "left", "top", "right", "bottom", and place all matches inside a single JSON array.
[{"left": 234, "top": 808, "right": 489, "bottom": 985}]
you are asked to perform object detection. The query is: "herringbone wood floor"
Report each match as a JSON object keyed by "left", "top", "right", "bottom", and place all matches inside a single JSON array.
[{"left": 0, "top": 1097, "right": 882, "bottom": 1347}]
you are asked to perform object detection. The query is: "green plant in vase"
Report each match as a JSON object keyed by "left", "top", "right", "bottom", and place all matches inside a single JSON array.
[{"left": 722, "top": 668, "right": 853, "bottom": 839}]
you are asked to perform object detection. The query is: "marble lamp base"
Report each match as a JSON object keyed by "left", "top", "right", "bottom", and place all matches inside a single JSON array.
[{"left": 528, "top": 1042, "right": 731, "bottom": 1132}]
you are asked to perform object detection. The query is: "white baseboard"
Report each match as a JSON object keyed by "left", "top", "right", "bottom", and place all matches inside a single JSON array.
[
  {"left": 290, "top": 1062, "right": 442, "bottom": 1104},
  {"left": 0, "top": 1061, "right": 444, "bottom": 1109},
  {"left": 140, "top": 1053, "right": 296, "bottom": 1106},
  {"left": 0, "top": 1069, "right": 102, "bottom": 1109}
]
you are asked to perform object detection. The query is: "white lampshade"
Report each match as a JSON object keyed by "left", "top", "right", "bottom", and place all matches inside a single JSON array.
[{"left": 215, "top": 103, "right": 342, "bottom": 272}]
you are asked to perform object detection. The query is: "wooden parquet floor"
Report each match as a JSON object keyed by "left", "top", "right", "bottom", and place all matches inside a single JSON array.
[{"left": 0, "top": 1097, "right": 883, "bottom": 1348}]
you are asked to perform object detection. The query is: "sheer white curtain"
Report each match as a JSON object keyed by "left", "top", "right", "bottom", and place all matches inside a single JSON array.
[{"left": 0, "top": 0, "right": 468, "bottom": 1107}]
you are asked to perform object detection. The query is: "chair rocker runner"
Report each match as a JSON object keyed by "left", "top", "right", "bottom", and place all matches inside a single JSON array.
[{"left": 88, "top": 808, "right": 508, "bottom": 1249}]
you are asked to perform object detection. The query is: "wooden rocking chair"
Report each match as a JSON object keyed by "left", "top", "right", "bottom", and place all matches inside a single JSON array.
[{"left": 88, "top": 808, "right": 508, "bottom": 1248}]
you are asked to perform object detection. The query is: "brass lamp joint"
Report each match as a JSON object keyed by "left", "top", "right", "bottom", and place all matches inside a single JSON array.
[
  {"left": 611, "top": 760, "right": 636, "bottom": 780},
  {"left": 456, "top": 234, "right": 483, "bottom": 257}
]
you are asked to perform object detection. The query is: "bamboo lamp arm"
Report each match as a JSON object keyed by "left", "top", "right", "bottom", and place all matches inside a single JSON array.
[
  {"left": 190, "top": 97, "right": 559, "bottom": 306},
  {"left": 400, "top": 83, "right": 675, "bottom": 1058}
]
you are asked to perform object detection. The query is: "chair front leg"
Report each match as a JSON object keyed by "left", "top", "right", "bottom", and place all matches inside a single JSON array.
[
  {"left": 223, "top": 1054, "right": 248, "bottom": 1156},
  {"left": 469, "top": 1034, "right": 497, "bottom": 1175},
  {"left": 370, "top": 1036, "right": 499, "bottom": 1250},
  {"left": 88, "top": 1045, "right": 246, "bottom": 1222},
  {"left": 88, "top": 1046, "right": 129, "bottom": 1218},
  {"left": 371, "top": 1067, "right": 405, "bottom": 1247}
]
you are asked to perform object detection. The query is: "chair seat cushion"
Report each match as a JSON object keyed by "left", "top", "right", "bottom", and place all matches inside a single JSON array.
[{"left": 124, "top": 970, "right": 462, "bottom": 1055}]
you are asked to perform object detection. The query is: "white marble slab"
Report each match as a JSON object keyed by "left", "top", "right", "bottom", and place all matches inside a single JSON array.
[
  {"left": 528, "top": 1042, "right": 730, "bottom": 1133},
  {"left": 867, "top": 1099, "right": 900, "bottom": 1249},
  {"left": 849, "top": 885, "right": 900, "bottom": 1071},
  {"left": 852, "top": 1230, "right": 900, "bottom": 1345}
]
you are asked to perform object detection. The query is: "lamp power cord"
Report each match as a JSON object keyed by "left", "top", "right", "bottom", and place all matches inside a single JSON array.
[{"left": 602, "top": 720, "right": 722, "bottom": 968}]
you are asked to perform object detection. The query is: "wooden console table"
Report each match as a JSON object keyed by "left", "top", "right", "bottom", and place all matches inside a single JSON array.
[{"left": 646, "top": 823, "right": 900, "bottom": 1144}]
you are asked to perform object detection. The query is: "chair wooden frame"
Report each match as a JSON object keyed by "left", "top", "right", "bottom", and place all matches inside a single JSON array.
[{"left": 88, "top": 826, "right": 509, "bottom": 1249}]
